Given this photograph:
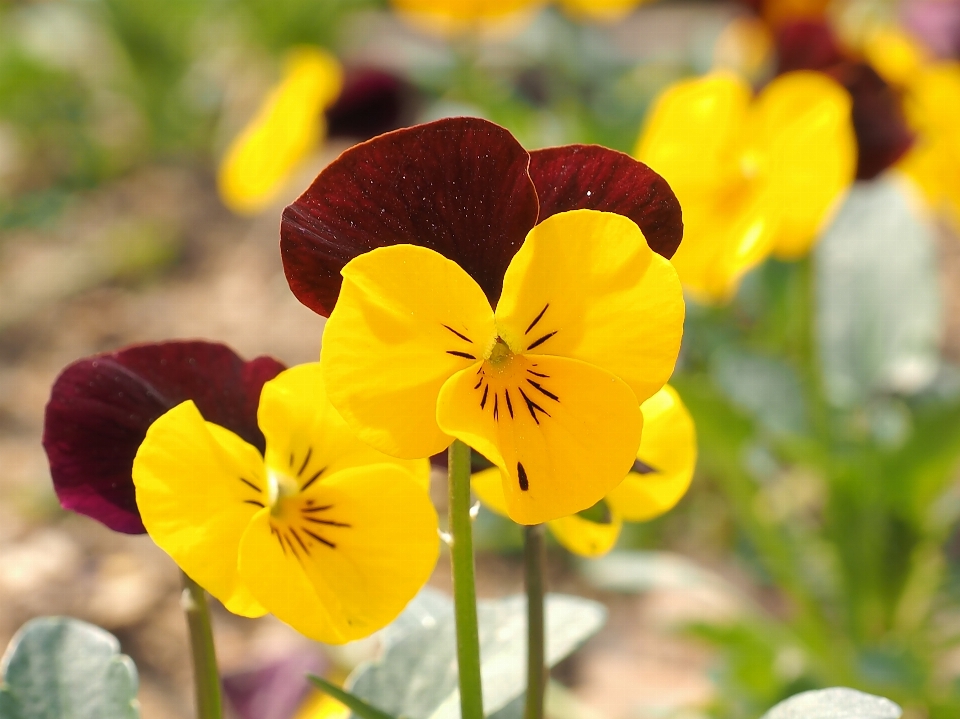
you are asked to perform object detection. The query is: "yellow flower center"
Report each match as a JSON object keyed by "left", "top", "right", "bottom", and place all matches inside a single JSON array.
[{"left": 267, "top": 469, "right": 301, "bottom": 517}]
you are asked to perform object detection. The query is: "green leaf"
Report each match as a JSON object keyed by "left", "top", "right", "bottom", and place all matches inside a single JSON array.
[
  {"left": 760, "top": 687, "right": 902, "bottom": 719},
  {"left": 346, "top": 588, "right": 606, "bottom": 719},
  {"left": 816, "top": 178, "right": 942, "bottom": 407},
  {"left": 307, "top": 676, "right": 397, "bottom": 719},
  {"left": 0, "top": 617, "right": 139, "bottom": 719}
]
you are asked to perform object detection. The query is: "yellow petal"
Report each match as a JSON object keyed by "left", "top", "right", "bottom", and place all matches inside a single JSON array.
[
  {"left": 495, "top": 209, "right": 684, "bottom": 405},
  {"left": 438, "top": 353, "right": 643, "bottom": 525},
  {"left": 471, "top": 466, "right": 509, "bottom": 517},
  {"left": 754, "top": 71, "right": 856, "bottom": 258},
  {"left": 606, "top": 385, "right": 697, "bottom": 521},
  {"left": 391, "top": 0, "right": 544, "bottom": 36},
  {"left": 132, "top": 401, "right": 267, "bottom": 617},
  {"left": 547, "top": 510, "right": 622, "bottom": 557},
  {"left": 259, "top": 363, "right": 431, "bottom": 492},
  {"left": 558, "top": 0, "right": 642, "bottom": 23},
  {"left": 863, "top": 26, "right": 928, "bottom": 89},
  {"left": 238, "top": 464, "right": 439, "bottom": 644},
  {"left": 217, "top": 46, "right": 343, "bottom": 215},
  {"left": 322, "top": 244, "right": 496, "bottom": 459}
]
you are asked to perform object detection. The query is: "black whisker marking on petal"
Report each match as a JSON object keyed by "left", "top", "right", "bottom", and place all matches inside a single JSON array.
[
  {"left": 289, "top": 527, "right": 311, "bottom": 556},
  {"left": 303, "top": 527, "right": 336, "bottom": 549},
  {"left": 442, "top": 324, "right": 473, "bottom": 343},
  {"left": 474, "top": 377, "right": 483, "bottom": 389},
  {"left": 518, "top": 462, "right": 529, "bottom": 491},
  {"left": 527, "top": 379, "right": 559, "bottom": 401},
  {"left": 244, "top": 500, "right": 265, "bottom": 508},
  {"left": 239, "top": 477, "right": 260, "bottom": 493},
  {"left": 480, "top": 384, "right": 489, "bottom": 409},
  {"left": 493, "top": 394, "right": 499, "bottom": 421},
  {"left": 476, "top": 365, "right": 484, "bottom": 375},
  {"left": 504, "top": 388, "right": 514, "bottom": 418},
  {"left": 301, "top": 504, "right": 333, "bottom": 513},
  {"left": 303, "top": 516, "right": 351, "bottom": 528},
  {"left": 297, "top": 446, "right": 313, "bottom": 477},
  {"left": 289, "top": 452, "right": 294, "bottom": 468},
  {"left": 525, "top": 304, "right": 549, "bottom": 335},
  {"left": 527, "top": 331, "right": 558, "bottom": 351},
  {"left": 527, "top": 369, "right": 549, "bottom": 378},
  {"left": 301, "top": 467, "right": 327, "bottom": 492},
  {"left": 271, "top": 525, "right": 287, "bottom": 555},
  {"left": 447, "top": 350, "right": 477, "bottom": 360},
  {"left": 284, "top": 532, "right": 302, "bottom": 562},
  {"left": 632, "top": 459, "right": 658, "bottom": 475},
  {"left": 518, "top": 387, "right": 551, "bottom": 425}
]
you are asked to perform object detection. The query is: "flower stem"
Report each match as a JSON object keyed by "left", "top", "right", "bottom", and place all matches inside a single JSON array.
[
  {"left": 180, "top": 571, "right": 223, "bottom": 719},
  {"left": 523, "top": 524, "right": 546, "bottom": 719},
  {"left": 448, "top": 439, "right": 484, "bottom": 719}
]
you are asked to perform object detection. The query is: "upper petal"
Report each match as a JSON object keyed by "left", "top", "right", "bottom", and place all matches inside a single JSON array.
[
  {"left": 322, "top": 244, "right": 496, "bottom": 459},
  {"left": 495, "top": 209, "right": 685, "bottom": 404},
  {"left": 259, "top": 363, "right": 430, "bottom": 490},
  {"left": 528, "top": 145, "right": 683, "bottom": 259},
  {"left": 43, "top": 341, "right": 284, "bottom": 534},
  {"left": 238, "top": 464, "right": 439, "bottom": 643},
  {"left": 281, "top": 117, "right": 539, "bottom": 317},
  {"left": 606, "top": 385, "right": 697, "bottom": 521},
  {"left": 438, "top": 354, "right": 643, "bottom": 524},
  {"left": 132, "top": 401, "right": 268, "bottom": 617}
]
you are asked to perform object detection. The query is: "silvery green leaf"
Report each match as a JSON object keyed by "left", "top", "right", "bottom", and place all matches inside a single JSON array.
[
  {"left": 577, "top": 551, "right": 730, "bottom": 594},
  {"left": 347, "top": 592, "right": 606, "bottom": 719},
  {"left": 816, "top": 177, "right": 942, "bottom": 407},
  {"left": 0, "top": 617, "right": 140, "bottom": 719},
  {"left": 760, "top": 687, "right": 902, "bottom": 719},
  {"left": 711, "top": 349, "right": 807, "bottom": 436}
]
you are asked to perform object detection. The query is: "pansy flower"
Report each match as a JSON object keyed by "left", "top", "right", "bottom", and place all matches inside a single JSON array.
[
  {"left": 132, "top": 363, "right": 439, "bottom": 643},
  {"left": 43, "top": 341, "right": 285, "bottom": 534},
  {"left": 390, "top": 0, "right": 546, "bottom": 36},
  {"left": 281, "top": 117, "right": 685, "bottom": 525},
  {"left": 218, "top": 46, "right": 343, "bottom": 215},
  {"left": 472, "top": 385, "right": 696, "bottom": 556},
  {"left": 635, "top": 70, "right": 856, "bottom": 303}
]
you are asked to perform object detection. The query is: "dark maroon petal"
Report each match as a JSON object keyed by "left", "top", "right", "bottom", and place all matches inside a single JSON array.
[
  {"left": 775, "top": 20, "right": 845, "bottom": 74},
  {"left": 281, "top": 117, "right": 539, "bottom": 316},
  {"left": 326, "top": 68, "right": 417, "bottom": 141},
  {"left": 42, "top": 341, "right": 285, "bottom": 534},
  {"left": 528, "top": 145, "right": 684, "bottom": 260},
  {"left": 827, "top": 62, "right": 914, "bottom": 180}
]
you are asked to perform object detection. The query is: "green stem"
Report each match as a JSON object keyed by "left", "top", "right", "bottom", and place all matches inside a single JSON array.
[
  {"left": 180, "top": 572, "right": 223, "bottom": 719},
  {"left": 448, "top": 440, "right": 484, "bottom": 719},
  {"left": 523, "top": 524, "right": 546, "bottom": 719}
]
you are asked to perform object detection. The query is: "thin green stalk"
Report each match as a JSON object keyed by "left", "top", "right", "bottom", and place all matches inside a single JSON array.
[
  {"left": 180, "top": 572, "right": 223, "bottom": 719},
  {"left": 448, "top": 440, "right": 484, "bottom": 719},
  {"left": 523, "top": 524, "right": 546, "bottom": 719}
]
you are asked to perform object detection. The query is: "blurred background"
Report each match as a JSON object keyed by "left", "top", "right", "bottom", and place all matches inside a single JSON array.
[{"left": 2, "top": 0, "right": 960, "bottom": 717}]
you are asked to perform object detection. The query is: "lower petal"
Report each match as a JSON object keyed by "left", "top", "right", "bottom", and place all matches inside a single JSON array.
[
  {"left": 238, "top": 464, "right": 439, "bottom": 644},
  {"left": 471, "top": 466, "right": 509, "bottom": 517},
  {"left": 132, "top": 402, "right": 267, "bottom": 617},
  {"left": 548, "top": 511, "right": 622, "bottom": 557},
  {"left": 438, "top": 354, "right": 643, "bottom": 525}
]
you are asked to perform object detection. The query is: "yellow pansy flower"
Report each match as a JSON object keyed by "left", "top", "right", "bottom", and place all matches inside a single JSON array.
[
  {"left": 472, "top": 385, "right": 696, "bottom": 556},
  {"left": 391, "top": 0, "right": 545, "bottom": 36},
  {"left": 635, "top": 70, "right": 856, "bottom": 303},
  {"left": 218, "top": 47, "right": 343, "bottom": 216},
  {"left": 558, "top": 0, "right": 648, "bottom": 23},
  {"left": 132, "top": 363, "right": 439, "bottom": 644}
]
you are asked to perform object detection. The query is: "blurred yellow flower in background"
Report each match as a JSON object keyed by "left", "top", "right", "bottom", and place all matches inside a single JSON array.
[
  {"left": 557, "top": 0, "right": 651, "bottom": 23},
  {"left": 635, "top": 71, "right": 856, "bottom": 304},
  {"left": 472, "top": 385, "right": 696, "bottom": 556},
  {"left": 391, "top": 0, "right": 545, "bottom": 36},
  {"left": 217, "top": 47, "right": 343, "bottom": 216}
]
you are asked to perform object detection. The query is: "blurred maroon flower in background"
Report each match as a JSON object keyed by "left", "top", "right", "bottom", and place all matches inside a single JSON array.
[
  {"left": 43, "top": 341, "right": 284, "bottom": 534},
  {"left": 775, "top": 19, "right": 914, "bottom": 179},
  {"left": 223, "top": 649, "right": 327, "bottom": 719},
  {"left": 281, "top": 116, "right": 684, "bottom": 317},
  {"left": 326, "top": 67, "right": 419, "bottom": 141}
]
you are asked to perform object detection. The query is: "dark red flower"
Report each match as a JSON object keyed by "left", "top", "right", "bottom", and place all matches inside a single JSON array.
[
  {"left": 326, "top": 68, "right": 418, "bottom": 141},
  {"left": 43, "top": 341, "right": 284, "bottom": 534},
  {"left": 280, "top": 117, "right": 683, "bottom": 317}
]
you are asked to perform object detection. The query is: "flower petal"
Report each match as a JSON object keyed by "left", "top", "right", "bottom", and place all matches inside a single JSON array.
[
  {"left": 238, "top": 464, "right": 439, "bottom": 644},
  {"left": 753, "top": 71, "right": 856, "bottom": 258},
  {"left": 438, "top": 354, "right": 643, "bottom": 525},
  {"left": 471, "top": 466, "right": 509, "bottom": 516},
  {"left": 218, "top": 47, "right": 343, "bottom": 215},
  {"left": 495, "top": 209, "right": 684, "bottom": 405},
  {"left": 606, "top": 385, "right": 696, "bottom": 521},
  {"left": 281, "top": 117, "right": 539, "bottom": 317},
  {"left": 528, "top": 145, "right": 683, "bottom": 259},
  {"left": 547, "top": 512, "right": 622, "bottom": 557},
  {"left": 133, "top": 401, "right": 267, "bottom": 617},
  {"left": 322, "top": 244, "right": 496, "bottom": 459},
  {"left": 43, "top": 341, "right": 284, "bottom": 534},
  {"left": 258, "top": 363, "right": 431, "bottom": 490}
]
